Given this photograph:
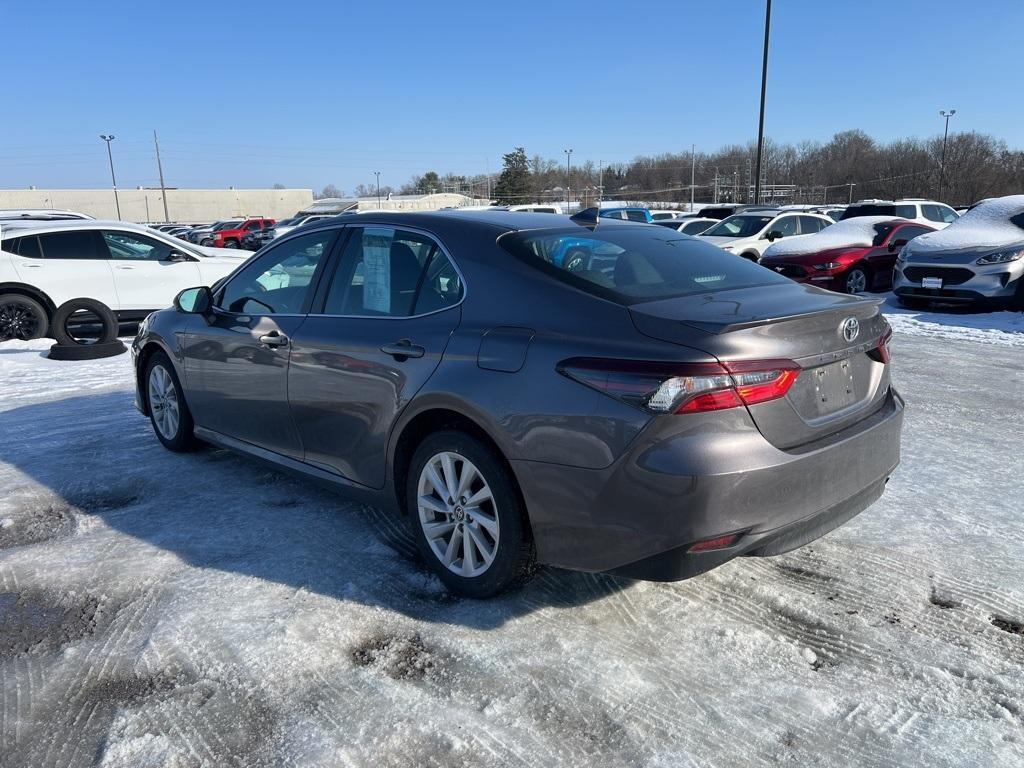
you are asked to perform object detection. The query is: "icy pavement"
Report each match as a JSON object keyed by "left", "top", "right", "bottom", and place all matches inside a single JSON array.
[{"left": 0, "top": 315, "right": 1022, "bottom": 767}]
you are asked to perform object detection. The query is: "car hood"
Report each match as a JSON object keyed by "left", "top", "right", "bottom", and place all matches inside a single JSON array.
[
  {"left": 699, "top": 235, "right": 751, "bottom": 247},
  {"left": 193, "top": 244, "right": 251, "bottom": 261},
  {"left": 901, "top": 244, "right": 1021, "bottom": 265}
]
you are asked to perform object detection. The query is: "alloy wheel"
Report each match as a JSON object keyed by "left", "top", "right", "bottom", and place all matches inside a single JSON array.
[
  {"left": 846, "top": 269, "right": 867, "bottom": 294},
  {"left": 148, "top": 364, "right": 180, "bottom": 440},
  {"left": 0, "top": 301, "right": 39, "bottom": 341},
  {"left": 417, "top": 451, "right": 499, "bottom": 578}
]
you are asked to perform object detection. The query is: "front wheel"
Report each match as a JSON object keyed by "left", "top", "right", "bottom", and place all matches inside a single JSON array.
[
  {"left": 407, "top": 431, "right": 535, "bottom": 597},
  {"left": 224, "top": 239, "right": 239, "bottom": 249},
  {"left": 843, "top": 267, "right": 869, "bottom": 294},
  {"left": 145, "top": 351, "right": 199, "bottom": 452}
]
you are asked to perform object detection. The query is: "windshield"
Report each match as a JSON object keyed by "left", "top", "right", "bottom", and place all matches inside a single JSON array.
[
  {"left": 702, "top": 215, "right": 773, "bottom": 238},
  {"left": 498, "top": 226, "right": 789, "bottom": 305}
]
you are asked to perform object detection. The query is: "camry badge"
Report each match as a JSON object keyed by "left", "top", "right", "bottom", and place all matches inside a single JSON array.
[{"left": 842, "top": 317, "right": 860, "bottom": 343}]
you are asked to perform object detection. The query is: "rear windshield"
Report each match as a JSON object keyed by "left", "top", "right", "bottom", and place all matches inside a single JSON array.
[
  {"left": 841, "top": 204, "right": 896, "bottom": 219},
  {"left": 498, "top": 226, "right": 790, "bottom": 305}
]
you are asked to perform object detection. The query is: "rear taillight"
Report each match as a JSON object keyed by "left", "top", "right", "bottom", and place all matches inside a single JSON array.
[
  {"left": 867, "top": 328, "right": 893, "bottom": 364},
  {"left": 557, "top": 357, "right": 799, "bottom": 415}
]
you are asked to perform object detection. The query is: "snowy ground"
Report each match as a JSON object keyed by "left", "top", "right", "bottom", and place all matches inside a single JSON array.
[{"left": 0, "top": 309, "right": 1022, "bottom": 768}]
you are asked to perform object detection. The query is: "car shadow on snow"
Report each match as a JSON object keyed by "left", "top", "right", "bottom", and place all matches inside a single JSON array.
[{"left": 0, "top": 392, "right": 635, "bottom": 630}]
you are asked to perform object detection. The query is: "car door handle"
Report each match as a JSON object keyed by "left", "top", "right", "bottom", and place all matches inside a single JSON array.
[
  {"left": 20, "top": 262, "right": 42, "bottom": 268},
  {"left": 380, "top": 340, "right": 425, "bottom": 360},
  {"left": 259, "top": 332, "right": 289, "bottom": 347},
  {"left": 114, "top": 265, "right": 135, "bottom": 270}
]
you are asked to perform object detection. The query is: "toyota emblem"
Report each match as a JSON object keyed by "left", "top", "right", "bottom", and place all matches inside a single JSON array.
[{"left": 841, "top": 317, "right": 860, "bottom": 342}]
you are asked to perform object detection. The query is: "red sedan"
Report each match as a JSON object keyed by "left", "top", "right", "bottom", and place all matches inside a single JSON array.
[{"left": 759, "top": 217, "right": 935, "bottom": 294}]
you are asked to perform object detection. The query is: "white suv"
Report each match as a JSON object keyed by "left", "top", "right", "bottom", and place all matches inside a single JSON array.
[
  {"left": 840, "top": 199, "right": 959, "bottom": 228},
  {"left": 699, "top": 210, "right": 834, "bottom": 261},
  {"left": 0, "top": 220, "right": 250, "bottom": 341}
]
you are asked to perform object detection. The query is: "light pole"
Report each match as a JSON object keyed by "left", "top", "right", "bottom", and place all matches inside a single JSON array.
[
  {"left": 564, "top": 149, "right": 573, "bottom": 209},
  {"left": 99, "top": 134, "right": 121, "bottom": 219},
  {"left": 690, "top": 144, "right": 696, "bottom": 211},
  {"left": 938, "top": 109, "right": 956, "bottom": 201},
  {"left": 753, "top": 0, "right": 772, "bottom": 206},
  {"left": 374, "top": 171, "right": 381, "bottom": 209}
]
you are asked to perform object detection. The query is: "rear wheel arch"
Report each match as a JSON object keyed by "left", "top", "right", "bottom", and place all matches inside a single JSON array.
[
  {"left": 0, "top": 283, "right": 57, "bottom": 319},
  {"left": 390, "top": 407, "right": 533, "bottom": 539}
]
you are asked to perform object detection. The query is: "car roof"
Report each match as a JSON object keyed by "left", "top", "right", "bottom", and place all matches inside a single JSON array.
[{"left": 0, "top": 219, "right": 163, "bottom": 238}]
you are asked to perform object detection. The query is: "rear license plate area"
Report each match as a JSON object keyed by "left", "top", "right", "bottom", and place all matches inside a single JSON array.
[
  {"left": 921, "top": 277, "right": 943, "bottom": 289},
  {"left": 811, "top": 360, "right": 857, "bottom": 415}
]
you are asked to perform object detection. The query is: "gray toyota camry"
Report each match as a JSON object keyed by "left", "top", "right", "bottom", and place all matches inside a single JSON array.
[{"left": 132, "top": 209, "right": 904, "bottom": 597}]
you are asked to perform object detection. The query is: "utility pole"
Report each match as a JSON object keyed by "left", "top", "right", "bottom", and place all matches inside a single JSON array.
[
  {"left": 99, "top": 134, "right": 121, "bottom": 219},
  {"left": 598, "top": 160, "right": 605, "bottom": 204},
  {"left": 375, "top": 171, "right": 382, "bottom": 209},
  {"left": 848, "top": 182, "right": 855, "bottom": 204},
  {"left": 690, "top": 145, "right": 696, "bottom": 211},
  {"left": 564, "top": 149, "right": 573, "bottom": 209},
  {"left": 753, "top": 0, "right": 772, "bottom": 206},
  {"left": 938, "top": 109, "right": 956, "bottom": 201},
  {"left": 714, "top": 166, "right": 719, "bottom": 203},
  {"left": 153, "top": 130, "right": 170, "bottom": 222}
]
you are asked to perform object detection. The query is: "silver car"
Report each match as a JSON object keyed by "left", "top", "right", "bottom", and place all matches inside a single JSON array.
[{"left": 893, "top": 196, "right": 1024, "bottom": 309}]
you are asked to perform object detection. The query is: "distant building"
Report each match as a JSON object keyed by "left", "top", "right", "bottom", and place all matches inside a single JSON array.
[{"left": 298, "top": 193, "right": 490, "bottom": 215}]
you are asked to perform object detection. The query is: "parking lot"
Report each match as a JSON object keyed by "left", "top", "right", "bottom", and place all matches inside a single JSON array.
[{"left": 1, "top": 303, "right": 1021, "bottom": 767}]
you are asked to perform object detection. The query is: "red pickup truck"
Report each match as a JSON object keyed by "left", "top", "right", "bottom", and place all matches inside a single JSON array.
[{"left": 204, "top": 217, "right": 276, "bottom": 249}]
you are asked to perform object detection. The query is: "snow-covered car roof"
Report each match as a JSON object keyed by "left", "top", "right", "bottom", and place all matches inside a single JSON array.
[
  {"left": 762, "top": 216, "right": 907, "bottom": 258},
  {"left": 905, "top": 195, "right": 1024, "bottom": 254}
]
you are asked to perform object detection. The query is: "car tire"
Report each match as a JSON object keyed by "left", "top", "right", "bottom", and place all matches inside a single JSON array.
[
  {"left": 144, "top": 351, "right": 199, "bottom": 452},
  {"left": 0, "top": 293, "right": 49, "bottom": 341},
  {"left": 407, "top": 430, "right": 536, "bottom": 598},
  {"left": 742, "top": 252, "right": 760, "bottom": 262},
  {"left": 564, "top": 247, "right": 590, "bottom": 272},
  {"left": 843, "top": 266, "right": 870, "bottom": 294},
  {"left": 48, "top": 340, "right": 126, "bottom": 360},
  {"left": 200, "top": 239, "right": 213, "bottom": 247},
  {"left": 224, "top": 240, "right": 239, "bottom": 249},
  {"left": 51, "top": 298, "right": 119, "bottom": 346}
]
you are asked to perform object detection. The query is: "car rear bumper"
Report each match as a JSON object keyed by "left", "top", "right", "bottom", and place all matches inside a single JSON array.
[{"left": 512, "top": 387, "right": 904, "bottom": 578}]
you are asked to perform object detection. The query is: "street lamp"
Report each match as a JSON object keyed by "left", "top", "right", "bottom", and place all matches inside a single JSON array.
[
  {"left": 564, "top": 149, "right": 573, "bottom": 209},
  {"left": 753, "top": 0, "right": 772, "bottom": 205},
  {"left": 374, "top": 171, "right": 382, "bottom": 210},
  {"left": 99, "top": 134, "right": 121, "bottom": 219},
  {"left": 938, "top": 109, "right": 956, "bottom": 202}
]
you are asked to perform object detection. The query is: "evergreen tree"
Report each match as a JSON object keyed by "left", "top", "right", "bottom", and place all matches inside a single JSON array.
[{"left": 492, "top": 147, "right": 531, "bottom": 204}]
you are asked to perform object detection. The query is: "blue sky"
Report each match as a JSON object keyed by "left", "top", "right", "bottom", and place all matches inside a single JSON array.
[{"left": 2, "top": 0, "right": 1022, "bottom": 193}]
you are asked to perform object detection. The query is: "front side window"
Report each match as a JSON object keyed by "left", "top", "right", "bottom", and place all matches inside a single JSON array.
[
  {"left": 769, "top": 216, "right": 799, "bottom": 237},
  {"left": 322, "top": 227, "right": 455, "bottom": 317},
  {"left": 103, "top": 231, "right": 172, "bottom": 261},
  {"left": 36, "top": 230, "right": 105, "bottom": 259},
  {"left": 922, "top": 204, "right": 958, "bottom": 224},
  {"left": 217, "top": 229, "right": 333, "bottom": 315},
  {"left": 500, "top": 226, "right": 790, "bottom": 305},
  {"left": 703, "top": 215, "right": 774, "bottom": 238}
]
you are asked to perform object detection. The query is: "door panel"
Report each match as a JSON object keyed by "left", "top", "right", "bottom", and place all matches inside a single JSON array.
[
  {"left": 184, "top": 312, "right": 307, "bottom": 457},
  {"left": 182, "top": 228, "right": 337, "bottom": 458},
  {"left": 288, "top": 309, "right": 459, "bottom": 486},
  {"left": 102, "top": 230, "right": 202, "bottom": 309},
  {"left": 288, "top": 225, "right": 465, "bottom": 488}
]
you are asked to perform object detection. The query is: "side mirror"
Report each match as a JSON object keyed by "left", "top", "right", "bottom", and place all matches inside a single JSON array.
[
  {"left": 766, "top": 230, "right": 783, "bottom": 241},
  {"left": 888, "top": 238, "right": 908, "bottom": 252},
  {"left": 174, "top": 286, "right": 213, "bottom": 314}
]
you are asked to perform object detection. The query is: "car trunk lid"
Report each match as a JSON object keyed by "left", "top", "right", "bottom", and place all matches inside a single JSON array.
[{"left": 629, "top": 283, "right": 891, "bottom": 449}]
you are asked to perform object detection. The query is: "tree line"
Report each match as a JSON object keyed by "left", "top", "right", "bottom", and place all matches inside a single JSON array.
[{"left": 311, "top": 128, "right": 1024, "bottom": 207}]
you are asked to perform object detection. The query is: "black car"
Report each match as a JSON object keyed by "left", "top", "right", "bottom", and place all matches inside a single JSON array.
[{"left": 242, "top": 227, "right": 276, "bottom": 251}]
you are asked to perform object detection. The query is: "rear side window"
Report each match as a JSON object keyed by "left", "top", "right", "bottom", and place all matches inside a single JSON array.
[
  {"left": 681, "top": 220, "right": 713, "bottom": 234},
  {"left": 798, "top": 216, "right": 829, "bottom": 234},
  {"left": 36, "top": 231, "right": 104, "bottom": 259},
  {"left": 895, "top": 204, "right": 917, "bottom": 219},
  {"left": 6, "top": 236, "right": 43, "bottom": 258},
  {"left": 842, "top": 204, "right": 897, "bottom": 219},
  {"left": 625, "top": 209, "right": 649, "bottom": 222},
  {"left": 499, "top": 226, "right": 790, "bottom": 305}
]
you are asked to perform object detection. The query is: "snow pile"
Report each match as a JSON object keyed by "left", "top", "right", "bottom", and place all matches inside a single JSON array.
[
  {"left": 762, "top": 216, "right": 900, "bottom": 258},
  {"left": 883, "top": 297, "right": 1024, "bottom": 347},
  {"left": 907, "top": 194, "right": 1024, "bottom": 254}
]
